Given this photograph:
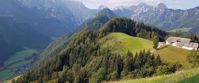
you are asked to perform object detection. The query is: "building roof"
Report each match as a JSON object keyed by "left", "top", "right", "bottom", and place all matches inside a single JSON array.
[
  {"left": 166, "top": 37, "right": 198, "bottom": 49},
  {"left": 166, "top": 37, "right": 191, "bottom": 44}
]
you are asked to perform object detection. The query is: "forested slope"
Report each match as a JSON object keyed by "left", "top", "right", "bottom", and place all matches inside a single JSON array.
[{"left": 12, "top": 17, "right": 176, "bottom": 83}]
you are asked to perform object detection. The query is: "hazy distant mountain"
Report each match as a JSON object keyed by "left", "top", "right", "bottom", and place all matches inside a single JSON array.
[
  {"left": 114, "top": 3, "right": 199, "bottom": 34},
  {"left": 17, "top": 0, "right": 97, "bottom": 37},
  {"left": 64, "top": 1, "right": 97, "bottom": 25},
  {"left": 0, "top": 0, "right": 96, "bottom": 64},
  {"left": 0, "top": 0, "right": 49, "bottom": 64},
  {"left": 0, "top": 20, "right": 51, "bottom": 64}
]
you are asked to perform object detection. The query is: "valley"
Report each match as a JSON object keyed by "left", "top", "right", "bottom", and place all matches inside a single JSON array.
[
  {"left": 0, "top": 48, "right": 37, "bottom": 81},
  {"left": 0, "top": 0, "right": 95, "bottom": 81}
]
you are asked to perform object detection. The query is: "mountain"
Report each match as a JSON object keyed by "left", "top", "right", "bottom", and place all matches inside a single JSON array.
[
  {"left": 0, "top": 19, "right": 51, "bottom": 64},
  {"left": 0, "top": 0, "right": 96, "bottom": 63},
  {"left": 0, "top": 0, "right": 72, "bottom": 38},
  {"left": 114, "top": 3, "right": 199, "bottom": 34},
  {"left": 12, "top": 9, "right": 171, "bottom": 82},
  {"left": 64, "top": 1, "right": 97, "bottom": 25},
  {"left": 0, "top": 0, "right": 52, "bottom": 64},
  {"left": 36, "top": 8, "right": 116, "bottom": 64},
  {"left": 0, "top": 0, "right": 97, "bottom": 80},
  {"left": 79, "top": 8, "right": 117, "bottom": 31},
  {"left": 16, "top": 0, "right": 97, "bottom": 38}
]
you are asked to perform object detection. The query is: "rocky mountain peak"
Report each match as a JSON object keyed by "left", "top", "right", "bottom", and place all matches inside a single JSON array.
[
  {"left": 137, "top": 2, "right": 149, "bottom": 8},
  {"left": 97, "top": 8, "right": 116, "bottom": 18},
  {"left": 157, "top": 3, "right": 167, "bottom": 9}
]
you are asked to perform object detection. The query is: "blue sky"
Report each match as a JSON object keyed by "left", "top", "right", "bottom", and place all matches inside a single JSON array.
[{"left": 75, "top": 0, "right": 199, "bottom": 9}]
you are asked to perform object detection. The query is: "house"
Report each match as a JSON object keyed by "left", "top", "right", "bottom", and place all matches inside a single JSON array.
[
  {"left": 165, "top": 37, "right": 198, "bottom": 50},
  {"left": 182, "top": 43, "right": 199, "bottom": 50}
]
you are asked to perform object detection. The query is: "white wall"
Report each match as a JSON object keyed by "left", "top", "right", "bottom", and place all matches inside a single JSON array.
[
  {"left": 172, "top": 42, "right": 177, "bottom": 46},
  {"left": 182, "top": 46, "right": 193, "bottom": 50},
  {"left": 166, "top": 41, "right": 169, "bottom": 45}
]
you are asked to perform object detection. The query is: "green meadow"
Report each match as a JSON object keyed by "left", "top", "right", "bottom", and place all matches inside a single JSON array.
[
  {"left": 4, "top": 48, "right": 37, "bottom": 65},
  {"left": 0, "top": 48, "right": 37, "bottom": 81},
  {"left": 102, "top": 33, "right": 197, "bottom": 83},
  {"left": 0, "top": 70, "right": 13, "bottom": 81},
  {"left": 100, "top": 33, "right": 192, "bottom": 69},
  {"left": 156, "top": 46, "right": 192, "bottom": 69},
  {"left": 100, "top": 32, "right": 153, "bottom": 55}
]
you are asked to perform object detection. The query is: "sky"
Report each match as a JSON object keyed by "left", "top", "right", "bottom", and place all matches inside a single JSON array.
[{"left": 75, "top": 0, "right": 199, "bottom": 9}]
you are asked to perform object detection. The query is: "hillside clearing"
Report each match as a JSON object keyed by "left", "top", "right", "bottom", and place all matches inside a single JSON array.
[
  {"left": 100, "top": 32, "right": 153, "bottom": 55},
  {"left": 100, "top": 33, "right": 192, "bottom": 69},
  {"left": 101, "top": 34, "right": 197, "bottom": 83}
]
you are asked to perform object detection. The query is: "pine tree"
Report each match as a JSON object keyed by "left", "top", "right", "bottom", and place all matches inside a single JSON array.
[{"left": 153, "top": 35, "right": 159, "bottom": 49}]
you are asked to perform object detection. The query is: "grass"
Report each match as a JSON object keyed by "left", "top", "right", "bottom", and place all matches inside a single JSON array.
[
  {"left": 4, "top": 48, "right": 37, "bottom": 65},
  {"left": 100, "top": 32, "right": 153, "bottom": 55},
  {"left": 179, "top": 74, "right": 199, "bottom": 83},
  {"left": 101, "top": 33, "right": 197, "bottom": 83},
  {"left": 8, "top": 58, "right": 34, "bottom": 69},
  {"left": 0, "top": 70, "right": 13, "bottom": 81},
  {"left": 100, "top": 32, "right": 192, "bottom": 69},
  {"left": 0, "top": 48, "right": 37, "bottom": 81},
  {"left": 169, "top": 28, "right": 192, "bottom": 33},
  {"left": 106, "top": 68, "right": 199, "bottom": 83},
  {"left": 156, "top": 46, "right": 192, "bottom": 69}
]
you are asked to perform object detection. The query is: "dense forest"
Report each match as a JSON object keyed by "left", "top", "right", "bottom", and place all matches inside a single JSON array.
[{"left": 13, "top": 18, "right": 181, "bottom": 83}]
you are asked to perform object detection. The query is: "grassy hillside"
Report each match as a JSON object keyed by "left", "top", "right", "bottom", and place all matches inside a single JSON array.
[
  {"left": 102, "top": 36, "right": 196, "bottom": 83},
  {"left": 100, "top": 32, "right": 153, "bottom": 55},
  {"left": 156, "top": 46, "right": 192, "bottom": 69},
  {"left": 106, "top": 68, "right": 199, "bottom": 83}
]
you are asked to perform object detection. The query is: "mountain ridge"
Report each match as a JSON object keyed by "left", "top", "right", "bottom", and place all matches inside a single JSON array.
[{"left": 114, "top": 3, "right": 199, "bottom": 34}]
